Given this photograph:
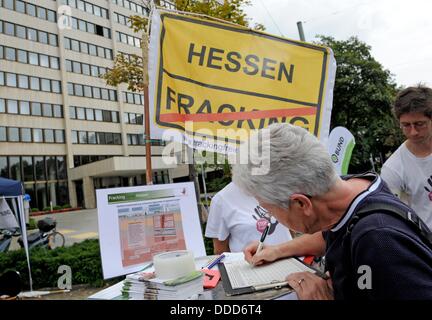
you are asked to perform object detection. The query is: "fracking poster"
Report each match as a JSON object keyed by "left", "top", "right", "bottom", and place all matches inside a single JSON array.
[
  {"left": 96, "top": 182, "right": 205, "bottom": 279},
  {"left": 148, "top": 10, "right": 336, "bottom": 153}
]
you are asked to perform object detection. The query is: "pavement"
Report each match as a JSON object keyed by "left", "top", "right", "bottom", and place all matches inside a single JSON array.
[{"left": 8, "top": 208, "right": 99, "bottom": 250}]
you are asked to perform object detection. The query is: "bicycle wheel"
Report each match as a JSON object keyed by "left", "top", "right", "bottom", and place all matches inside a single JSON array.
[{"left": 47, "top": 232, "right": 65, "bottom": 249}]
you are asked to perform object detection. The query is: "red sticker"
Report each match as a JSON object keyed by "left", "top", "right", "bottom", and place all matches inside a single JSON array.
[{"left": 256, "top": 218, "right": 269, "bottom": 232}]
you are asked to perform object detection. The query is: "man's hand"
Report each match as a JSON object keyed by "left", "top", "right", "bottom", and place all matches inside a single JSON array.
[
  {"left": 286, "top": 271, "right": 334, "bottom": 300},
  {"left": 243, "top": 241, "right": 281, "bottom": 266}
]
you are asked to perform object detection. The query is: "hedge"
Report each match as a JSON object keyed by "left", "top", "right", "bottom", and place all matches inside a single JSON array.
[{"left": 0, "top": 239, "right": 123, "bottom": 290}]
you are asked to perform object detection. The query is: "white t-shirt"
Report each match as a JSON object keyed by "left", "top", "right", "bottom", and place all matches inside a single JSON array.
[
  {"left": 205, "top": 182, "right": 292, "bottom": 252},
  {"left": 381, "top": 142, "right": 432, "bottom": 228}
]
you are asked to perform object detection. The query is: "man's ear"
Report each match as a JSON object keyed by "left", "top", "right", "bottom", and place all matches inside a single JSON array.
[{"left": 289, "top": 194, "right": 312, "bottom": 216}]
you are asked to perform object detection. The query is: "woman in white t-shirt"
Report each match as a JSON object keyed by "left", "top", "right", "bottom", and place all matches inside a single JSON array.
[{"left": 205, "top": 182, "right": 292, "bottom": 254}]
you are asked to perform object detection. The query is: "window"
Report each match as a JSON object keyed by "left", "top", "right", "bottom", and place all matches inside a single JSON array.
[
  {"left": 55, "top": 130, "right": 64, "bottom": 143},
  {"left": 6, "top": 73, "right": 17, "bottom": 87},
  {"left": 42, "top": 103, "right": 52, "bottom": 117},
  {"left": 105, "top": 49, "right": 112, "bottom": 60},
  {"left": 44, "top": 129, "right": 54, "bottom": 143},
  {"left": 71, "top": 39, "right": 79, "bottom": 51},
  {"left": 129, "top": 113, "right": 136, "bottom": 124},
  {"left": 0, "top": 127, "right": 5, "bottom": 141},
  {"left": 87, "top": 23, "right": 95, "bottom": 34},
  {"left": 5, "top": 47, "right": 16, "bottom": 60},
  {"left": 112, "top": 111, "right": 118, "bottom": 123},
  {"left": 105, "top": 132, "right": 113, "bottom": 144},
  {"left": 31, "top": 102, "right": 42, "bottom": 116},
  {"left": 8, "top": 127, "right": 19, "bottom": 142},
  {"left": 92, "top": 87, "right": 100, "bottom": 99},
  {"left": 69, "top": 106, "right": 76, "bottom": 119},
  {"left": 126, "top": 92, "right": 134, "bottom": 104},
  {"left": 50, "top": 57, "right": 59, "bottom": 69},
  {"left": 17, "top": 49, "right": 27, "bottom": 63},
  {"left": 78, "top": 131, "right": 87, "bottom": 144},
  {"left": 0, "top": 71, "right": 3, "bottom": 86},
  {"left": 47, "top": 10, "right": 56, "bottom": 23},
  {"left": 94, "top": 6, "right": 101, "bottom": 16},
  {"left": 51, "top": 81, "right": 61, "bottom": 93},
  {"left": 18, "top": 74, "right": 28, "bottom": 89},
  {"left": 40, "top": 54, "right": 49, "bottom": 67},
  {"left": 64, "top": 38, "right": 71, "bottom": 50},
  {"left": 38, "top": 31, "right": 48, "bottom": 44},
  {"left": 7, "top": 100, "right": 18, "bottom": 114},
  {"left": 15, "top": 1, "right": 25, "bottom": 13},
  {"left": 72, "top": 61, "right": 81, "bottom": 73},
  {"left": 0, "top": 46, "right": 3, "bottom": 59},
  {"left": 89, "top": 44, "right": 97, "bottom": 56},
  {"left": 48, "top": 34, "right": 57, "bottom": 46},
  {"left": 97, "top": 132, "right": 105, "bottom": 144},
  {"left": 29, "top": 52, "right": 38, "bottom": 65},
  {"left": 53, "top": 105, "right": 62, "bottom": 118},
  {"left": 88, "top": 131, "right": 96, "bottom": 144},
  {"left": 27, "top": 3, "right": 36, "bottom": 17},
  {"left": 101, "top": 89, "right": 109, "bottom": 100},
  {"left": 37, "top": 7, "right": 47, "bottom": 20},
  {"left": 86, "top": 108, "right": 94, "bottom": 120},
  {"left": 85, "top": 2, "right": 93, "bottom": 13},
  {"left": 47, "top": 156, "right": 56, "bottom": 180},
  {"left": 41, "top": 78, "right": 51, "bottom": 92},
  {"left": 102, "top": 110, "right": 112, "bottom": 122},
  {"left": 20, "top": 101, "right": 30, "bottom": 115},
  {"left": 0, "top": 99, "right": 5, "bottom": 113},
  {"left": 91, "top": 65, "right": 98, "bottom": 77},
  {"left": 109, "top": 90, "right": 116, "bottom": 101},
  {"left": 4, "top": 22, "right": 14, "bottom": 36},
  {"left": 9, "top": 156, "right": 21, "bottom": 180},
  {"left": 77, "top": 0, "right": 84, "bottom": 11},
  {"left": 30, "top": 77, "right": 39, "bottom": 90},
  {"left": 82, "top": 63, "right": 90, "bottom": 75},
  {"left": 103, "top": 28, "right": 110, "bottom": 38},
  {"left": 34, "top": 156, "right": 45, "bottom": 179},
  {"left": 71, "top": 17, "right": 78, "bottom": 29},
  {"left": 66, "top": 60, "right": 72, "bottom": 72},
  {"left": 27, "top": 28, "right": 37, "bottom": 41},
  {"left": 74, "top": 84, "right": 83, "bottom": 96},
  {"left": 78, "top": 20, "right": 86, "bottom": 32},
  {"left": 16, "top": 25, "right": 25, "bottom": 39},
  {"left": 22, "top": 156, "right": 33, "bottom": 181},
  {"left": 20, "top": 128, "right": 31, "bottom": 142},
  {"left": 83, "top": 85, "right": 92, "bottom": 97},
  {"left": 123, "top": 112, "right": 129, "bottom": 123},
  {"left": 71, "top": 131, "right": 78, "bottom": 144},
  {"left": 76, "top": 107, "right": 85, "bottom": 119},
  {"left": 80, "top": 41, "right": 89, "bottom": 54},
  {"left": 97, "top": 46, "right": 105, "bottom": 58},
  {"left": 67, "top": 83, "right": 74, "bottom": 95},
  {"left": 94, "top": 109, "right": 102, "bottom": 121}
]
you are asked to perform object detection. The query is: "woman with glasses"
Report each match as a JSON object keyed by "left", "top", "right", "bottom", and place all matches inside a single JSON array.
[{"left": 381, "top": 85, "right": 432, "bottom": 229}]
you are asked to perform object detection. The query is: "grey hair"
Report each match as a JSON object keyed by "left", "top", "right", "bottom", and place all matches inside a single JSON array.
[{"left": 233, "top": 123, "right": 339, "bottom": 209}]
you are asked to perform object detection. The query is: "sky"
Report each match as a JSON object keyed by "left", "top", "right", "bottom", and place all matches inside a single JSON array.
[{"left": 242, "top": 0, "right": 432, "bottom": 87}]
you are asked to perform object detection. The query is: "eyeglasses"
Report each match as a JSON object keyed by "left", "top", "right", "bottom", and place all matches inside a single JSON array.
[{"left": 400, "top": 120, "right": 430, "bottom": 131}]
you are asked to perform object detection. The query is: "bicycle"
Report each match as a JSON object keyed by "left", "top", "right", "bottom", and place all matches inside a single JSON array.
[{"left": 0, "top": 217, "right": 65, "bottom": 252}]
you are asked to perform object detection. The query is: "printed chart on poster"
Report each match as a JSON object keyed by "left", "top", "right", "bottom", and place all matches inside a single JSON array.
[{"left": 96, "top": 182, "right": 206, "bottom": 279}]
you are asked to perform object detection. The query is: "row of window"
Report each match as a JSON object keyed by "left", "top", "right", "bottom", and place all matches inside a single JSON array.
[
  {"left": 0, "top": 99, "right": 63, "bottom": 118},
  {"left": 124, "top": 112, "right": 143, "bottom": 125},
  {"left": 0, "top": 126, "right": 65, "bottom": 143},
  {"left": 71, "top": 130, "right": 122, "bottom": 145},
  {"left": 64, "top": 37, "right": 112, "bottom": 60},
  {"left": 0, "top": 71, "right": 61, "bottom": 93},
  {"left": 113, "top": 12, "right": 133, "bottom": 27},
  {"left": 70, "top": 16, "right": 111, "bottom": 38},
  {"left": 127, "top": 134, "right": 166, "bottom": 146},
  {"left": 118, "top": 51, "right": 142, "bottom": 63},
  {"left": 73, "top": 155, "right": 112, "bottom": 168},
  {"left": 111, "top": 0, "right": 149, "bottom": 16},
  {"left": 0, "top": 0, "right": 57, "bottom": 23},
  {"left": 0, "top": 45, "right": 60, "bottom": 70},
  {"left": 69, "top": 106, "right": 119, "bottom": 123},
  {"left": 0, "top": 155, "right": 67, "bottom": 184},
  {"left": 65, "top": 59, "right": 108, "bottom": 78},
  {"left": 0, "top": 20, "right": 58, "bottom": 46},
  {"left": 116, "top": 31, "right": 141, "bottom": 48},
  {"left": 60, "top": 0, "right": 109, "bottom": 19},
  {"left": 123, "top": 91, "right": 144, "bottom": 105},
  {"left": 67, "top": 82, "right": 117, "bottom": 101}
]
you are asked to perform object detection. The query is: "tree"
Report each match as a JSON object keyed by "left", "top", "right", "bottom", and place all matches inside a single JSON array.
[
  {"left": 316, "top": 36, "right": 404, "bottom": 173},
  {"left": 102, "top": 0, "right": 258, "bottom": 91}
]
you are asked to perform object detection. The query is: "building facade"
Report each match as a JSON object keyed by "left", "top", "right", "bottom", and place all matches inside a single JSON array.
[{"left": 0, "top": 0, "right": 189, "bottom": 210}]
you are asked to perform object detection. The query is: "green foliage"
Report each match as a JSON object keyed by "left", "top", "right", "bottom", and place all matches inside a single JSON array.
[
  {"left": 0, "top": 240, "right": 123, "bottom": 290},
  {"left": 61, "top": 204, "right": 72, "bottom": 209},
  {"left": 27, "top": 218, "right": 37, "bottom": 230},
  {"left": 42, "top": 206, "right": 51, "bottom": 212},
  {"left": 316, "top": 36, "right": 404, "bottom": 172},
  {"left": 53, "top": 205, "right": 62, "bottom": 210},
  {"left": 31, "top": 208, "right": 38, "bottom": 212},
  {"left": 202, "top": 223, "right": 214, "bottom": 255}
]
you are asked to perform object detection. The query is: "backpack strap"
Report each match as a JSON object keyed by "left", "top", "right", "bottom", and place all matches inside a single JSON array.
[{"left": 345, "top": 201, "right": 432, "bottom": 246}]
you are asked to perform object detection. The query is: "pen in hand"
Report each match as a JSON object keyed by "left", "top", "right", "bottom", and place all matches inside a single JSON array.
[{"left": 256, "top": 222, "right": 271, "bottom": 254}]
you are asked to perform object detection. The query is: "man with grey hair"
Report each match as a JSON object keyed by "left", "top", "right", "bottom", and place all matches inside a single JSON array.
[{"left": 234, "top": 123, "right": 432, "bottom": 300}]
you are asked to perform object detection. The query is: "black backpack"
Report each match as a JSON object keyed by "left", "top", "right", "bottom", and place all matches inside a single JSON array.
[{"left": 345, "top": 201, "right": 432, "bottom": 248}]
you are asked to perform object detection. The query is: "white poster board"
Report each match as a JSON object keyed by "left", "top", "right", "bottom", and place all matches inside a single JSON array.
[{"left": 96, "top": 182, "right": 206, "bottom": 279}]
